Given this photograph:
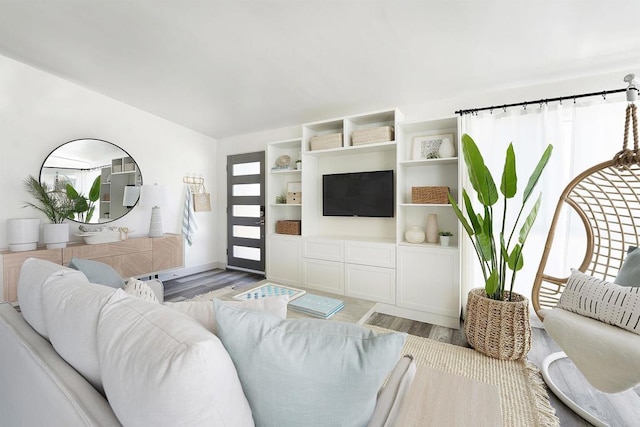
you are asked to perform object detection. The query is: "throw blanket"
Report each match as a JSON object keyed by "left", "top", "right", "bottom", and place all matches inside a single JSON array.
[{"left": 182, "top": 185, "right": 199, "bottom": 246}]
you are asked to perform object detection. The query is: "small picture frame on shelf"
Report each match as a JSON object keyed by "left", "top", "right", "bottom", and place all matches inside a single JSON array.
[{"left": 411, "top": 133, "right": 454, "bottom": 160}]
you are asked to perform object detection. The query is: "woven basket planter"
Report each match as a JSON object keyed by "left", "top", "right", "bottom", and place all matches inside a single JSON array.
[{"left": 464, "top": 288, "right": 531, "bottom": 360}]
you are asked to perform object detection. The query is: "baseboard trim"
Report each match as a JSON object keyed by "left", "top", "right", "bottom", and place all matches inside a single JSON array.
[{"left": 375, "top": 303, "right": 461, "bottom": 330}]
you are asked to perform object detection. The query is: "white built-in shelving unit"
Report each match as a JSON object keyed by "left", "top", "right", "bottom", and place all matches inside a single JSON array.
[{"left": 265, "top": 109, "right": 462, "bottom": 328}]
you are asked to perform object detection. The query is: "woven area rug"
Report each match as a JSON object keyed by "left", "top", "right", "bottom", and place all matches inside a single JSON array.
[
  {"left": 186, "top": 286, "right": 236, "bottom": 301},
  {"left": 365, "top": 325, "right": 559, "bottom": 427}
]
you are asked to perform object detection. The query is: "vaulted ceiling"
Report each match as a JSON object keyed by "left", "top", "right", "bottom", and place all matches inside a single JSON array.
[{"left": 1, "top": 1, "right": 639, "bottom": 139}]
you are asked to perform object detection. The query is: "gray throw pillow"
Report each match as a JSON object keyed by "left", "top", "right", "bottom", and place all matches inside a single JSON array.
[
  {"left": 614, "top": 247, "right": 640, "bottom": 287},
  {"left": 68, "top": 257, "right": 125, "bottom": 288}
]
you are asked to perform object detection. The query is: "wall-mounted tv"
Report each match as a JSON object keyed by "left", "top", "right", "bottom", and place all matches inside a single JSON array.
[{"left": 322, "top": 170, "right": 394, "bottom": 218}]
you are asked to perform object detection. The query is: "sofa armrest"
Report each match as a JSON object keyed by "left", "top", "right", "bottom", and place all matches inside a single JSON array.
[
  {"left": 144, "top": 279, "right": 164, "bottom": 303},
  {"left": 368, "top": 355, "right": 417, "bottom": 427},
  {"left": 0, "top": 303, "right": 121, "bottom": 426}
]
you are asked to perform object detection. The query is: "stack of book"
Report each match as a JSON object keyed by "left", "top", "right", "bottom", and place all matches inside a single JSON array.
[{"left": 288, "top": 293, "right": 344, "bottom": 319}]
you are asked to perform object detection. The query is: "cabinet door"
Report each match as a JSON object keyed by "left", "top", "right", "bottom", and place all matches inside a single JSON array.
[
  {"left": 266, "top": 235, "right": 301, "bottom": 286},
  {"left": 397, "top": 245, "right": 459, "bottom": 317},
  {"left": 303, "top": 238, "right": 343, "bottom": 262},
  {"left": 345, "top": 263, "right": 395, "bottom": 304},
  {"left": 302, "top": 258, "right": 344, "bottom": 294},
  {"left": 344, "top": 241, "right": 395, "bottom": 268}
]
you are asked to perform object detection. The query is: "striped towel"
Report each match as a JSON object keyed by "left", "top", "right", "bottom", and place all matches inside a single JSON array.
[{"left": 182, "top": 185, "right": 199, "bottom": 246}]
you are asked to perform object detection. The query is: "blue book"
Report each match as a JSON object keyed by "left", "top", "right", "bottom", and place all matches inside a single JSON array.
[{"left": 289, "top": 293, "right": 344, "bottom": 319}]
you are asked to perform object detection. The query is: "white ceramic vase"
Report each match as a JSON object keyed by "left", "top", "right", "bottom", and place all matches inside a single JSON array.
[
  {"left": 7, "top": 218, "right": 41, "bottom": 251},
  {"left": 43, "top": 223, "right": 69, "bottom": 249},
  {"left": 405, "top": 225, "right": 426, "bottom": 244},
  {"left": 438, "top": 137, "right": 456, "bottom": 158},
  {"left": 426, "top": 214, "right": 439, "bottom": 244}
]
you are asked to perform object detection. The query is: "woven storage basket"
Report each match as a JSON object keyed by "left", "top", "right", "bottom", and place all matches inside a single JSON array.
[
  {"left": 310, "top": 133, "right": 342, "bottom": 151},
  {"left": 275, "top": 220, "right": 301, "bottom": 235},
  {"left": 351, "top": 126, "right": 394, "bottom": 146},
  {"left": 411, "top": 186, "right": 449, "bottom": 204},
  {"left": 464, "top": 288, "right": 532, "bottom": 360}
]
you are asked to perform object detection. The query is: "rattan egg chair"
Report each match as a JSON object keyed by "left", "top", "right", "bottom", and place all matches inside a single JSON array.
[{"left": 531, "top": 103, "right": 640, "bottom": 426}]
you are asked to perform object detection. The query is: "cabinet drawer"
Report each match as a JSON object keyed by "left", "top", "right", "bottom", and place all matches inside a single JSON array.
[
  {"left": 302, "top": 258, "right": 344, "bottom": 294},
  {"left": 302, "top": 238, "right": 344, "bottom": 262},
  {"left": 345, "top": 263, "right": 395, "bottom": 304},
  {"left": 63, "top": 238, "right": 152, "bottom": 264},
  {"left": 344, "top": 241, "right": 396, "bottom": 268}
]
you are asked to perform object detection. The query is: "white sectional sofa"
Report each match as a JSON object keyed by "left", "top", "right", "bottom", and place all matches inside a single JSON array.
[{"left": 0, "top": 258, "right": 415, "bottom": 426}]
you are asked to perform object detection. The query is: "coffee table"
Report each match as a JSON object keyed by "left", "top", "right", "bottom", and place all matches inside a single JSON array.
[{"left": 223, "top": 280, "right": 377, "bottom": 325}]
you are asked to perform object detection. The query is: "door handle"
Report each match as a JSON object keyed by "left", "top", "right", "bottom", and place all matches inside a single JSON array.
[{"left": 255, "top": 219, "right": 265, "bottom": 226}]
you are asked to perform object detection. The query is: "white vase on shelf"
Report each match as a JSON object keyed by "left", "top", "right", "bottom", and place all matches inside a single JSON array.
[
  {"left": 426, "top": 214, "right": 439, "bottom": 244},
  {"left": 438, "top": 137, "right": 456, "bottom": 158},
  {"left": 43, "top": 223, "right": 69, "bottom": 249},
  {"left": 405, "top": 225, "right": 426, "bottom": 244}
]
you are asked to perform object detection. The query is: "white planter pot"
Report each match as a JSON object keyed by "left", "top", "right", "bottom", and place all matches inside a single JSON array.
[
  {"left": 43, "top": 223, "right": 69, "bottom": 249},
  {"left": 7, "top": 218, "right": 41, "bottom": 251},
  {"left": 440, "top": 236, "right": 451, "bottom": 246}
]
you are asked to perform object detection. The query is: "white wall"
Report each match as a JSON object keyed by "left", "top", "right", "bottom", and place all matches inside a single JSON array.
[
  {"left": 215, "top": 69, "right": 631, "bottom": 267},
  {"left": 0, "top": 54, "right": 219, "bottom": 278}
]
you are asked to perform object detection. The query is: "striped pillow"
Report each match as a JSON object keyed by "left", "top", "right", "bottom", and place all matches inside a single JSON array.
[{"left": 559, "top": 269, "right": 640, "bottom": 335}]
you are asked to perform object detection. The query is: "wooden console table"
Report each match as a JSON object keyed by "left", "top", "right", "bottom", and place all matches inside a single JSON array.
[{"left": 0, "top": 234, "right": 183, "bottom": 303}]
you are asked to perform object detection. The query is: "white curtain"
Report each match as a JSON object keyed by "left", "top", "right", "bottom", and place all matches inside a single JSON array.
[{"left": 460, "top": 95, "right": 629, "bottom": 309}]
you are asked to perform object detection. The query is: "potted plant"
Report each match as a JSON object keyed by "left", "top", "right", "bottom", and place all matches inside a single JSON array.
[
  {"left": 438, "top": 230, "right": 453, "bottom": 246},
  {"left": 23, "top": 175, "right": 76, "bottom": 248},
  {"left": 65, "top": 175, "right": 101, "bottom": 222},
  {"left": 449, "top": 134, "right": 553, "bottom": 360}
]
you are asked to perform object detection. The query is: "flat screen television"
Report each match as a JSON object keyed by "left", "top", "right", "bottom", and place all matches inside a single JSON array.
[{"left": 322, "top": 170, "right": 394, "bottom": 217}]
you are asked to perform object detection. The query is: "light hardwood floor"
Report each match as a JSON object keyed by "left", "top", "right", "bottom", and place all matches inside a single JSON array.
[{"left": 164, "top": 269, "right": 640, "bottom": 427}]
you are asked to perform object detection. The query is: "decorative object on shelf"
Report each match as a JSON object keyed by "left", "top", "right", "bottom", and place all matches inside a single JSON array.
[
  {"left": 76, "top": 225, "right": 130, "bottom": 244},
  {"left": 351, "top": 126, "right": 394, "bottom": 146},
  {"left": 286, "top": 182, "right": 302, "bottom": 204},
  {"left": 405, "top": 225, "right": 426, "bottom": 244},
  {"left": 412, "top": 133, "right": 452, "bottom": 160},
  {"left": 425, "top": 214, "right": 439, "bottom": 244},
  {"left": 140, "top": 183, "right": 167, "bottom": 238},
  {"left": 275, "top": 194, "right": 287, "bottom": 204},
  {"left": 296, "top": 158, "right": 302, "bottom": 170},
  {"left": 6, "top": 218, "right": 40, "bottom": 252},
  {"left": 411, "top": 186, "right": 449, "bottom": 204},
  {"left": 438, "top": 231, "right": 453, "bottom": 246},
  {"left": 275, "top": 220, "right": 301, "bottom": 235},
  {"left": 465, "top": 288, "right": 531, "bottom": 360},
  {"left": 437, "top": 134, "right": 456, "bottom": 158},
  {"left": 275, "top": 154, "right": 291, "bottom": 169},
  {"left": 450, "top": 133, "right": 552, "bottom": 360},
  {"left": 310, "top": 133, "right": 342, "bottom": 151}
]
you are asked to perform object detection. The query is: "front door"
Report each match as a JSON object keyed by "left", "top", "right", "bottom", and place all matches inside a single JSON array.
[{"left": 226, "top": 152, "right": 266, "bottom": 274}]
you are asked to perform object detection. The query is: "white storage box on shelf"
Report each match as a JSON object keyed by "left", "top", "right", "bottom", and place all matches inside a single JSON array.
[
  {"left": 351, "top": 126, "right": 394, "bottom": 146},
  {"left": 310, "top": 133, "right": 342, "bottom": 151}
]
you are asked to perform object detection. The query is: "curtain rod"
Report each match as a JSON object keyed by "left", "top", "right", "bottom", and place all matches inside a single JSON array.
[{"left": 455, "top": 88, "right": 627, "bottom": 116}]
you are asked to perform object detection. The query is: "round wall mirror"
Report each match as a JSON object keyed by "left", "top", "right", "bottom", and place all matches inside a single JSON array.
[{"left": 40, "top": 138, "right": 143, "bottom": 224}]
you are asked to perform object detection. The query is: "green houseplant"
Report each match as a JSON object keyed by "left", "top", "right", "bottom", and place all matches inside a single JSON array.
[
  {"left": 23, "top": 175, "right": 76, "bottom": 249},
  {"left": 65, "top": 175, "right": 101, "bottom": 222},
  {"left": 450, "top": 134, "right": 553, "bottom": 359}
]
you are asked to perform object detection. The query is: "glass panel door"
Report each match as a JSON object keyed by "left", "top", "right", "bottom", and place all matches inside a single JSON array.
[{"left": 227, "top": 151, "right": 265, "bottom": 273}]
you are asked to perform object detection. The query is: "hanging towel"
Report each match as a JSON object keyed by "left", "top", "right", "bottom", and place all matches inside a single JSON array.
[{"left": 182, "top": 185, "right": 199, "bottom": 246}]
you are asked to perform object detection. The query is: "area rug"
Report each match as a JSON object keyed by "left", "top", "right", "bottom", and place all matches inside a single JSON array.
[
  {"left": 186, "top": 286, "right": 236, "bottom": 301},
  {"left": 365, "top": 325, "right": 559, "bottom": 427}
]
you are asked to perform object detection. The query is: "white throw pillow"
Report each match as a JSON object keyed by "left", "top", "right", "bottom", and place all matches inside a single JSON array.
[
  {"left": 17, "top": 257, "right": 77, "bottom": 339},
  {"left": 41, "top": 270, "right": 115, "bottom": 394},
  {"left": 559, "top": 269, "right": 640, "bottom": 335},
  {"left": 97, "top": 295, "right": 254, "bottom": 426},
  {"left": 164, "top": 295, "right": 288, "bottom": 335},
  {"left": 124, "top": 277, "right": 159, "bottom": 304}
]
